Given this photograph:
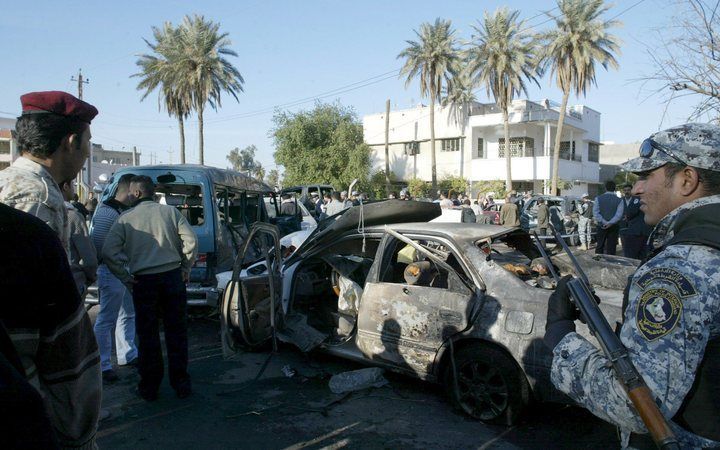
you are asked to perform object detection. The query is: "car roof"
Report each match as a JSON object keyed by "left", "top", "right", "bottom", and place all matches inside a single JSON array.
[{"left": 365, "top": 222, "right": 520, "bottom": 242}]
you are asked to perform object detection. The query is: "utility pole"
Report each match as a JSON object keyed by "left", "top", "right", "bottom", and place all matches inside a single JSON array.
[
  {"left": 167, "top": 149, "right": 174, "bottom": 165},
  {"left": 71, "top": 69, "right": 90, "bottom": 198},
  {"left": 132, "top": 146, "right": 138, "bottom": 166},
  {"left": 384, "top": 99, "right": 391, "bottom": 198}
]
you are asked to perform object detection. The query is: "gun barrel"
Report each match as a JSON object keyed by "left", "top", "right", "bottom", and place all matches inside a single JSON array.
[{"left": 532, "top": 231, "right": 560, "bottom": 282}]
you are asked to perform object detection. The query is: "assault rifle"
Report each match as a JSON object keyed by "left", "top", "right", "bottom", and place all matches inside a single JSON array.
[{"left": 537, "top": 225, "right": 679, "bottom": 450}]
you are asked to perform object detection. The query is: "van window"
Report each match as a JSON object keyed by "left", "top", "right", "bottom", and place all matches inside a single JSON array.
[
  {"left": 156, "top": 184, "right": 205, "bottom": 226},
  {"left": 244, "top": 193, "right": 260, "bottom": 224}
]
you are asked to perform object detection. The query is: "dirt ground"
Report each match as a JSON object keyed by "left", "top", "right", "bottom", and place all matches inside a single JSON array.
[{"left": 95, "top": 315, "right": 623, "bottom": 449}]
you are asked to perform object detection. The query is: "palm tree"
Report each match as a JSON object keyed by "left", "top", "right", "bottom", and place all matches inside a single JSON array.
[
  {"left": 177, "top": 15, "right": 244, "bottom": 165},
  {"left": 442, "top": 71, "right": 476, "bottom": 181},
  {"left": 466, "top": 8, "right": 541, "bottom": 192},
  {"left": 134, "top": 23, "right": 193, "bottom": 163},
  {"left": 398, "top": 18, "right": 460, "bottom": 190},
  {"left": 541, "top": 0, "right": 620, "bottom": 194}
]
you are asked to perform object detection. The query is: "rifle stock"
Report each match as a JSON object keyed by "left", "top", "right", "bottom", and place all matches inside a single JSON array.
[{"left": 543, "top": 226, "right": 680, "bottom": 449}]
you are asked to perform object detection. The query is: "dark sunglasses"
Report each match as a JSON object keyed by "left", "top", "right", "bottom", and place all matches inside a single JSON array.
[{"left": 639, "top": 138, "right": 687, "bottom": 166}]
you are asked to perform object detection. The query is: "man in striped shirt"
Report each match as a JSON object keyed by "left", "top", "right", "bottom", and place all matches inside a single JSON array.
[{"left": 90, "top": 173, "right": 137, "bottom": 382}]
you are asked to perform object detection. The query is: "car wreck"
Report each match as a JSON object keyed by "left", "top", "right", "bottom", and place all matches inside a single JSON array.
[{"left": 219, "top": 200, "right": 636, "bottom": 425}]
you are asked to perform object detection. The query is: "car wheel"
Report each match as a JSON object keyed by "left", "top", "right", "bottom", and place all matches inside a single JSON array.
[{"left": 444, "top": 344, "right": 529, "bottom": 426}]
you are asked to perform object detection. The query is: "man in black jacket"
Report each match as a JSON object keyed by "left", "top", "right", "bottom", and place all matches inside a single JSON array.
[{"left": 619, "top": 183, "right": 653, "bottom": 259}]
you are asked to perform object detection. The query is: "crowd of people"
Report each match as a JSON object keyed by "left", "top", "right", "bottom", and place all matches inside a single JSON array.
[
  {"left": 0, "top": 89, "right": 717, "bottom": 448},
  {"left": 0, "top": 91, "right": 198, "bottom": 448}
]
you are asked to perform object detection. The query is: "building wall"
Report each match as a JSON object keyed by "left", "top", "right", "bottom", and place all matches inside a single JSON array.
[{"left": 364, "top": 99, "right": 602, "bottom": 195}]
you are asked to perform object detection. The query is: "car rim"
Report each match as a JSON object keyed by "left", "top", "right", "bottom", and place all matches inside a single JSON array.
[{"left": 456, "top": 359, "right": 509, "bottom": 420}]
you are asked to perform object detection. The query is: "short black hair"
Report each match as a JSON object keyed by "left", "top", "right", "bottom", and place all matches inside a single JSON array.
[
  {"left": 537, "top": 198, "right": 545, "bottom": 204},
  {"left": 117, "top": 173, "right": 135, "bottom": 188},
  {"left": 604, "top": 180, "right": 616, "bottom": 191},
  {"left": 15, "top": 114, "right": 87, "bottom": 158},
  {"left": 664, "top": 162, "right": 720, "bottom": 195},
  {"left": 623, "top": 183, "right": 633, "bottom": 189},
  {"left": 130, "top": 175, "right": 155, "bottom": 197}
]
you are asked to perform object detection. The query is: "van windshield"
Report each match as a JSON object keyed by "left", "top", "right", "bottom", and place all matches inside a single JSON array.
[{"left": 155, "top": 183, "right": 205, "bottom": 226}]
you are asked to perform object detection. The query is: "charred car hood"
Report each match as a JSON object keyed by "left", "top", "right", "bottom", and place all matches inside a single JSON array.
[{"left": 285, "top": 200, "right": 441, "bottom": 265}]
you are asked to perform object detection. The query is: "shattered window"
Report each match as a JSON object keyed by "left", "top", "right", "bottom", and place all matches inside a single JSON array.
[{"left": 380, "top": 236, "right": 469, "bottom": 289}]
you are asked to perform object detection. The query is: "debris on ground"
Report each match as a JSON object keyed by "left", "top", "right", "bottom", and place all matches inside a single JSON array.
[
  {"left": 328, "top": 367, "right": 388, "bottom": 394},
  {"left": 281, "top": 365, "right": 297, "bottom": 378}
]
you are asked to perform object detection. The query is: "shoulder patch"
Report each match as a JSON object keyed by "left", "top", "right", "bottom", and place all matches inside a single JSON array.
[
  {"left": 635, "top": 267, "right": 697, "bottom": 297},
  {"left": 636, "top": 288, "right": 683, "bottom": 341}
]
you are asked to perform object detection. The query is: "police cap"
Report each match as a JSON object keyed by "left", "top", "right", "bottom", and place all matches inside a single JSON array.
[{"left": 20, "top": 91, "right": 98, "bottom": 124}]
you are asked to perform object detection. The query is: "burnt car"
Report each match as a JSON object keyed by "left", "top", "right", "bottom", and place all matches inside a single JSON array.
[{"left": 219, "top": 200, "right": 634, "bottom": 425}]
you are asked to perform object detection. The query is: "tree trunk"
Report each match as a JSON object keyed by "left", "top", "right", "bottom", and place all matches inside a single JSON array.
[
  {"left": 178, "top": 117, "right": 186, "bottom": 164},
  {"left": 503, "top": 107, "right": 512, "bottom": 193},
  {"left": 384, "top": 99, "right": 391, "bottom": 197},
  {"left": 198, "top": 105, "right": 205, "bottom": 165},
  {"left": 551, "top": 90, "right": 570, "bottom": 195},
  {"left": 430, "top": 95, "right": 437, "bottom": 192}
]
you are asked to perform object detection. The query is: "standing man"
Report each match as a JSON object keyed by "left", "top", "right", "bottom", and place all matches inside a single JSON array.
[
  {"left": 592, "top": 180, "right": 624, "bottom": 255},
  {"left": 0, "top": 91, "right": 97, "bottom": 253},
  {"left": 576, "top": 194, "right": 594, "bottom": 251},
  {"left": 103, "top": 175, "right": 197, "bottom": 401},
  {"left": 500, "top": 194, "right": 520, "bottom": 226},
  {"left": 60, "top": 180, "right": 97, "bottom": 299},
  {"left": 325, "top": 191, "right": 347, "bottom": 216},
  {"left": 536, "top": 198, "right": 550, "bottom": 238},
  {"left": 544, "top": 123, "right": 720, "bottom": 447},
  {"left": 0, "top": 91, "right": 101, "bottom": 448},
  {"left": 619, "top": 183, "right": 653, "bottom": 260},
  {"left": 90, "top": 173, "right": 138, "bottom": 382}
]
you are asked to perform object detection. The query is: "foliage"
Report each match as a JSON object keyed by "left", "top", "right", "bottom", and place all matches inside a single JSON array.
[
  {"left": 407, "top": 177, "right": 432, "bottom": 199},
  {"left": 641, "top": 0, "right": 720, "bottom": 121},
  {"left": 135, "top": 15, "right": 244, "bottom": 165},
  {"left": 466, "top": 8, "right": 541, "bottom": 191},
  {"left": 613, "top": 171, "right": 639, "bottom": 188},
  {"left": 227, "top": 145, "right": 264, "bottom": 181},
  {"left": 438, "top": 175, "right": 469, "bottom": 196},
  {"left": 272, "top": 102, "right": 371, "bottom": 189},
  {"left": 472, "top": 180, "right": 507, "bottom": 199},
  {"left": 442, "top": 72, "right": 476, "bottom": 127},
  {"left": 363, "top": 170, "right": 399, "bottom": 199},
  {"left": 134, "top": 23, "right": 192, "bottom": 163},
  {"left": 540, "top": 0, "right": 620, "bottom": 194},
  {"left": 266, "top": 169, "right": 280, "bottom": 188},
  {"left": 398, "top": 18, "right": 460, "bottom": 189}
]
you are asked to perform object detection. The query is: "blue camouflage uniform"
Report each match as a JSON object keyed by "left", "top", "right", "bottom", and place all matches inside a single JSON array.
[{"left": 549, "top": 123, "right": 720, "bottom": 448}]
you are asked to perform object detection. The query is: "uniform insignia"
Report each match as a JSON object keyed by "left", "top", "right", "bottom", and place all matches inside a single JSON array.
[
  {"left": 635, "top": 267, "right": 697, "bottom": 297},
  {"left": 636, "top": 288, "right": 683, "bottom": 341}
]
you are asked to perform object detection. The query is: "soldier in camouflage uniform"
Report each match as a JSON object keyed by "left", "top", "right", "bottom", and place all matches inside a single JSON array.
[
  {"left": 544, "top": 123, "right": 720, "bottom": 448},
  {"left": 0, "top": 91, "right": 98, "bottom": 253}
]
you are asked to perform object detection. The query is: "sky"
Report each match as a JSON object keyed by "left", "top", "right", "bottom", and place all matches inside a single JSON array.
[{"left": 0, "top": 0, "right": 707, "bottom": 172}]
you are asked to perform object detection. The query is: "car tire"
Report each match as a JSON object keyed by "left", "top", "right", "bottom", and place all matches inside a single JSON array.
[{"left": 444, "top": 344, "right": 530, "bottom": 426}]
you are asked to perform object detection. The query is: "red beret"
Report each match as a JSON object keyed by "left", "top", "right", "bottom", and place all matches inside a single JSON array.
[{"left": 20, "top": 91, "right": 98, "bottom": 124}]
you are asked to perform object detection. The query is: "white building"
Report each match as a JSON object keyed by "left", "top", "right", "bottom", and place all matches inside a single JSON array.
[
  {"left": 363, "top": 99, "right": 603, "bottom": 197},
  {"left": 0, "top": 117, "right": 18, "bottom": 170}
]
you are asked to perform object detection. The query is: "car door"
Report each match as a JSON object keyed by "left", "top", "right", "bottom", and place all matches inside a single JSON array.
[
  {"left": 355, "top": 229, "right": 479, "bottom": 376},
  {"left": 220, "top": 222, "right": 282, "bottom": 356}
]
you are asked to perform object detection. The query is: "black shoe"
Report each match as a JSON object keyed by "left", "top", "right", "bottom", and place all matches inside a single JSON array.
[
  {"left": 175, "top": 386, "right": 192, "bottom": 399},
  {"left": 137, "top": 387, "right": 158, "bottom": 402},
  {"left": 102, "top": 369, "right": 119, "bottom": 383}
]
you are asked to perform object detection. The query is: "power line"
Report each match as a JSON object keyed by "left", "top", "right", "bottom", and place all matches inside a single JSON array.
[{"left": 609, "top": 0, "right": 646, "bottom": 20}]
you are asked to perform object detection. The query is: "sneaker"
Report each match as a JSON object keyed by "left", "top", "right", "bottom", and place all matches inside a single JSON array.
[{"left": 102, "top": 369, "right": 119, "bottom": 383}]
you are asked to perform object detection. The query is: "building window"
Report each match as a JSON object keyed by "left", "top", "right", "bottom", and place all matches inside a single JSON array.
[
  {"left": 588, "top": 142, "right": 599, "bottom": 162},
  {"left": 404, "top": 141, "right": 419, "bottom": 156},
  {"left": 0, "top": 141, "right": 10, "bottom": 155},
  {"left": 473, "top": 138, "right": 485, "bottom": 159},
  {"left": 440, "top": 138, "right": 460, "bottom": 152},
  {"left": 560, "top": 141, "right": 580, "bottom": 161},
  {"left": 499, "top": 137, "right": 535, "bottom": 157}
]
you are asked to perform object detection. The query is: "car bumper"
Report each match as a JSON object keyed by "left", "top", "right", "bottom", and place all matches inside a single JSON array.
[{"left": 84, "top": 283, "right": 220, "bottom": 308}]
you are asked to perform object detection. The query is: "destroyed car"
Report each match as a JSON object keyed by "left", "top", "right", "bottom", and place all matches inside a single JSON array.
[{"left": 220, "top": 200, "right": 635, "bottom": 425}]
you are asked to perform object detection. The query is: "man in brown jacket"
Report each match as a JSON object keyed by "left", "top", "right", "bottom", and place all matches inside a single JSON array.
[
  {"left": 500, "top": 194, "right": 520, "bottom": 226},
  {"left": 536, "top": 197, "right": 550, "bottom": 237}
]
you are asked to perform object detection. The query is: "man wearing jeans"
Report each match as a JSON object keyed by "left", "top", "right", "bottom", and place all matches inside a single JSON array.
[
  {"left": 90, "top": 173, "right": 137, "bottom": 382},
  {"left": 103, "top": 175, "right": 197, "bottom": 401}
]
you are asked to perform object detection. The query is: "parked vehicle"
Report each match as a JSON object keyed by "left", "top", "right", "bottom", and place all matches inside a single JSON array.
[
  {"left": 520, "top": 195, "right": 582, "bottom": 244},
  {"left": 220, "top": 200, "right": 633, "bottom": 425},
  {"left": 88, "top": 164, "right": 277, "bottom": 308}
]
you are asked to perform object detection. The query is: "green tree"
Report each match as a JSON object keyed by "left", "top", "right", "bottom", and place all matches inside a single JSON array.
[
  {"left": 266, "top": 169, "right": 280, "bottom": 188},
  {"left": 541, "top": 0, "right": 620, "bottom": 194},
  {"left": 438, "top": 175, "right": 469, "bottom": 197},
  {"left": 365, "top": 170, "right": 398, "bottom": 199},
  {"left": 272, "top": 102, "right": 371, "bottom": 189},
  {"left": 466, "top": 8, "right": 541, "bottom": 192},
  {"left": 227, "top": 145, "right": 265, "bottom": 180},
  {"left": 178, "top": 15, "right": 245, "bottom": 165},
  {"left": 398, "top": 18, "right": 460, "bottom": 190},
  {"left": 407, "top": 177, "right": 431, "bottom": 199},
  {"left": 134, "top": 23, "right": 193, "bottom": 164},
  {"left": 473, "top": 180, "right": 507, "bottom": 199}
]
